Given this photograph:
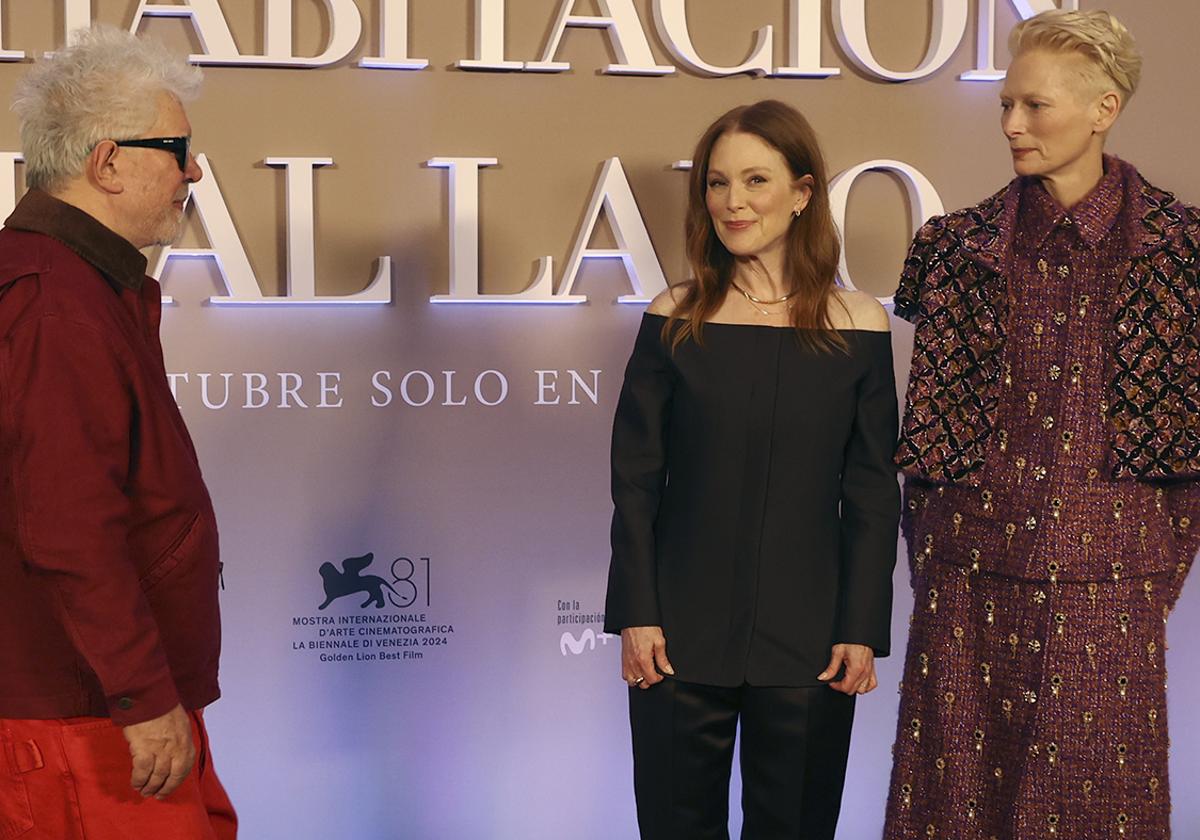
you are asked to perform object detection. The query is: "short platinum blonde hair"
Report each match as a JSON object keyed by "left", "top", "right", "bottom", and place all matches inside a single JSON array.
[
  {"left": 1010, "top": 10, "right": 1142, "bottom": 101},
  {"left": 12, "top": 25, "right": 202, "bottom": 191}
]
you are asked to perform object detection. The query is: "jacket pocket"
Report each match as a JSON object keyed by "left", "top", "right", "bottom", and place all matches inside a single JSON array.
[
  {"left": 139, "top": 512, "right": 202, "bottom": 592},
  {"left": 0, "top": 732, "right": 34, "bottom": 839}
]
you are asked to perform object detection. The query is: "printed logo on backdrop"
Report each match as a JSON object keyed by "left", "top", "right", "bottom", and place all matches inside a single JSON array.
[
  {"left": 557, "top": 599, "right": 614, "bottom": 656},
  {"left": 291, "top": 551, "right": 454, "bottom": 664}
]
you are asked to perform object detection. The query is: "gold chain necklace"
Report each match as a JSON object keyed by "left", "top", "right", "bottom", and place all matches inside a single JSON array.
[{"left": 731, "top": 281, "right": 794, "bottom": 316}]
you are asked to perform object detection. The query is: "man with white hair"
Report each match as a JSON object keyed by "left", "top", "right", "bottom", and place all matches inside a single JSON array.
[{"left": 0, "top": 27, "right": 235, "bottom": 838}]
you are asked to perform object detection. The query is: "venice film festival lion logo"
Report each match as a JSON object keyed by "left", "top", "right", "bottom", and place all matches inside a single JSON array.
[{"left": 318, "top": 552, "right": 427, "bottom": 610}]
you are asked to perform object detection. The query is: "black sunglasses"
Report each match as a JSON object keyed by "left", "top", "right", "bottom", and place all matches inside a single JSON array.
[{"left": 112, "top": 136, "right": 191, "bottom": 172}]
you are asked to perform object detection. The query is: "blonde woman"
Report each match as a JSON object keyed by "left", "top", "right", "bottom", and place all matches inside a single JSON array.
[{"left": 886, "top": 10, "right": 1199, "bottom": 838}]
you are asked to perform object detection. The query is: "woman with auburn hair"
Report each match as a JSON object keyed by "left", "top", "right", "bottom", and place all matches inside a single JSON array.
[
  {"left": 604, "top": 98, "right": 900, "bottom": 839},
  {"left": 885, "top": 10, "right": 1200, "bottom": 839}
]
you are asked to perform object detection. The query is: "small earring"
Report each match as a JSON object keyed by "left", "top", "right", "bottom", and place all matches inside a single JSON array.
[{"left": 792, "top": 208, "right": 802, "bottom": 218}]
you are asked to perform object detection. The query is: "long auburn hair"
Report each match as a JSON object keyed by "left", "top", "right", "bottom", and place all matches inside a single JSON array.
[{"left": 664, "top": 99, "right": 846, "bottom": 353}]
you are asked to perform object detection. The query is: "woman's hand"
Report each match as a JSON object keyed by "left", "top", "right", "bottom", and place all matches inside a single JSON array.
[
  {"left": 620, "top": 626, "right": 675, "bottom": 689},
  {"left": 818, "top": 643, "right": 877, "bottom": 695}
]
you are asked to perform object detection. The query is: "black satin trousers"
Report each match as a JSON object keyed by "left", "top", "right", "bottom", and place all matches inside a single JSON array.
[{"left": 628, "top": 679, "right": 856, "bottom": 840}]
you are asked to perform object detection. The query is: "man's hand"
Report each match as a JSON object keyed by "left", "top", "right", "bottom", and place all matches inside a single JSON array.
[
  {"left": 620, "top": 626, "right": 675, "bottom": 689},
  {"left": 121, "top": 703, "right": 195, "bottom": 799},
  {"left": 818, "top": 643, "right": 878, "bottom": 695}
]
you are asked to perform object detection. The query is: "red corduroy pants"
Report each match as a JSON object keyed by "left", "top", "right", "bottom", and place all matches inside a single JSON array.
[{"left": 0, "top": 709, "right": 236, "bottom": 839}]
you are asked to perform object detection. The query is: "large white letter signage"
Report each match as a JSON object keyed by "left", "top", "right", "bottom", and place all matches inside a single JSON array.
[
  {"left": 774, "top": 0, "right": 840, "bottom": 78},
  {"left": 0, "top": 154, "right": 23, "bottom": 220},
  {"left": 832, "top": 0, "right": 968, "bottom": 81},
  {"left": 262, "top": 0, "right": 364, "bottom": 67},
  {"left": 0, "top": 1, "right": 23, "bottom": 60},
  {"left": 457, "top": 0, "right": 523, "bottom": 70},
  {"left": 427, "top": 155, "right": 578, "bottom": 303},
  {"left": 652, "top": 0, "right": 773, "bottom": 77},
  {"left": 361, "top": 0, "right": 429, "bottom": 69},
  {"left": 828, "top": 160, "right": 944, "bottom": 306},
  {"left": 57, "top": 0, "right": 93, "bottom": 50},
  {"left": 152, "top": 154, "right": 265, "bottom": 305},
  {"left": 156, "top": 156, "right": 391, "bottom": 305},
  {"left": 130, "top": 0, "right": 245, "bottom": 62},
  {"left": 133, "top": 0, "right": 364, "bottom": 67},
  {"left": 553, "top": 158, "right": 667, "bottom": 304},
  {"left": 264, "top": 157, "right": 392, "bottom": 304},
  {"left": 428, "top": 157, "right": 554, "bottom": 303},
  {"left": 526, "top": 0, "right": 674, "bottom": 75},
  {"left": 429, "top": 157, "right": 666, "bottom": 304},
  {"left": 961, "top": 0, "right": 1079, "bottom": 81}
]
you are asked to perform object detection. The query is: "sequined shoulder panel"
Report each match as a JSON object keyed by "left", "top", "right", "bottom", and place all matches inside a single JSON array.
[
  {"left": 893, "top": 185, "right": 1015, "bottom": 485},
  {"left": 895, "top": 160, "right": 1200, "bottom": 484},
  {"left": 1110, "top": 190, "right": 1200, "bottom": 478}
]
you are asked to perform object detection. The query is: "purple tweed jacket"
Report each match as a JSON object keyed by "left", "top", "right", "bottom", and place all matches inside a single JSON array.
[{"left": 893, "top": 157, "right": 1200, "bottom": 485}]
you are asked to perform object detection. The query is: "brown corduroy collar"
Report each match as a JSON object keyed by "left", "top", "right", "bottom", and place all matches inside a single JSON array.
[{"left": 4, "top": 189, "right": 148, "bottom": 292}]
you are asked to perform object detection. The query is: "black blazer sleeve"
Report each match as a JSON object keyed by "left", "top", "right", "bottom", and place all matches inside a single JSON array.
[
  {"left": 604, "top": 316, "right": 674, "bottom": 633},
  {"left": 835, "top": 333, "right": 901, "bottom": 655}
]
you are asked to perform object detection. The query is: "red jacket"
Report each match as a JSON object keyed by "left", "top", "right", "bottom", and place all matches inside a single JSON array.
[{"left": 0, "top": 191, "right": 221, "bottom": 726}]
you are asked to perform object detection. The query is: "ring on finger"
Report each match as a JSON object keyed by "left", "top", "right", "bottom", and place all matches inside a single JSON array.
[{"left": 633, "top": 676, "right": 645, "bottom": 685}]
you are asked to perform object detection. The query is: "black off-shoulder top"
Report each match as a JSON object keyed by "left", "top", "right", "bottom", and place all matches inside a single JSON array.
[{"left": 605, "top": 314, "right": 901, "bottom": 687}]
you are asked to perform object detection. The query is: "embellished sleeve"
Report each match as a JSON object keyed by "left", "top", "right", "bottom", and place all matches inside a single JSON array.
[
  {"left": 1161, "top": 207, "right": 1200, "bottom": 608},
  {"left": 835, "top": 333, "right": 901, "bottom": 655},
  {"left": 1108, "top": 204, "right": 1200, "bottom": 481},
  {"left": 604, "top": 316, "right": 675, "bottom": 633},
  {"left": 891, "top": 217, "right": 944, "bottom": 324}
]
